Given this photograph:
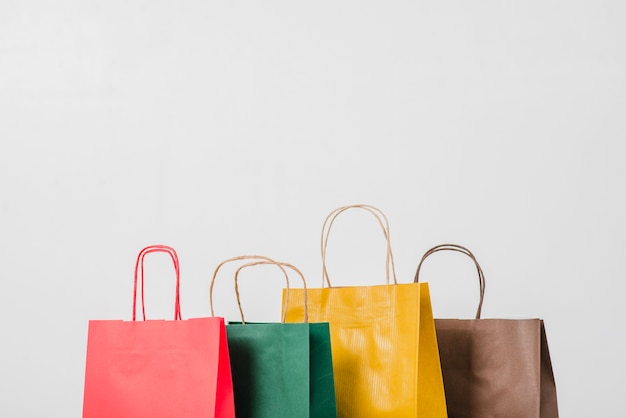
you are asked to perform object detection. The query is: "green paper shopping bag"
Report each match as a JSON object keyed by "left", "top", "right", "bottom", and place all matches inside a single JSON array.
[{"left": 210, "top": 256, "right": 338, "bottom": 418}]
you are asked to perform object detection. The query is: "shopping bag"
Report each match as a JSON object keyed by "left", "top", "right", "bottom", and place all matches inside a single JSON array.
[
  {"left": 414, "top": 244, "right": 559, "bottom": 418},
  {"left": 210, "top": 256, "right": 337, "bottom": 418},
  {"left": 283, "top": 205, "right": 448, "bottom": 418},
  {"left": 83, "top": 245, "right": 235, "bottom": 418}
]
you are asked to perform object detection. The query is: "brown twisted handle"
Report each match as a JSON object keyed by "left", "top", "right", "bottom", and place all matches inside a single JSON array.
[
  {"left": 414, "top": 244, "right": 485, "bottom": 319},
  {"left": 210, "top": 255, "right": 284, "bottom": 319},
  {"left": 321, "top": 204, "right": 397, "bottom": 287},
  {"left": 210, "top": 255, "right": 308, "bottom": 324},
  {"left": 234, "top": 260, "right": 308, "bottom": 324}
]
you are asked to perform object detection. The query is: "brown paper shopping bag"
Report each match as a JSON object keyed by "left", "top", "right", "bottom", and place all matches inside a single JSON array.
[{"left": 415, "top": 244, "right": 559, "bottom": 418}]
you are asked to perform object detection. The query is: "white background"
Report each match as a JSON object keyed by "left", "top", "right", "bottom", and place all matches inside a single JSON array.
[{"left": 1, "top": 1, "right": 625, "bottom": 416}]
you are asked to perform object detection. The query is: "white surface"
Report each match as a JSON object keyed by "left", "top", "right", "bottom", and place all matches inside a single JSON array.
[{"left": 1, "top": 1, "right": 625, "bottom": 416}]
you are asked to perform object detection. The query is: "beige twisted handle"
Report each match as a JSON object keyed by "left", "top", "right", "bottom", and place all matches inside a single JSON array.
[
  {"left": 234, "top": 260, "right": 308, "bottom": 324},
  {"left": 321, "top": 204, "right": 397, "bottom": 287},
  {"left": 209, "top": 255, "right": 308, "bottom": 324},
  {"left": 414, "top": 244, "right": 485, "bottom": 319}
]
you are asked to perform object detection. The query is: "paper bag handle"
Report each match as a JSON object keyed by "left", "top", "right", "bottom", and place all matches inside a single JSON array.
[
  {"left": 321, "top": 204, "right": 397, "bottom": 287},
  {"left": 413, "top": 244, "right": 485, "bottom": 319},
  {"left": 210, "top": 255, "right": 305, "bottom": 323},
  {"left": 234, "top": 260, "right": 309, "bottom": 324},
  {"left": 133, "top": 245, "right": 181, "bottom": 321}
]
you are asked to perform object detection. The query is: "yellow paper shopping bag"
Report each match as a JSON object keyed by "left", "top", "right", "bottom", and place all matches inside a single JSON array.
[{"left": 283, "top": 205, "right": 447, "bottom": 418}]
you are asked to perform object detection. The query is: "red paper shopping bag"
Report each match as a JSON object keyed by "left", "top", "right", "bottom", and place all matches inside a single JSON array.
[{"left": 82, "top": 245, "right": 235, "bottom": 418}]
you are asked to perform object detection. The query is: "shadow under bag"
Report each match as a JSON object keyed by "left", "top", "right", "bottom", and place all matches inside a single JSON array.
[{"left": 415, "top": 244, "right": 559, "bottom": 418}]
